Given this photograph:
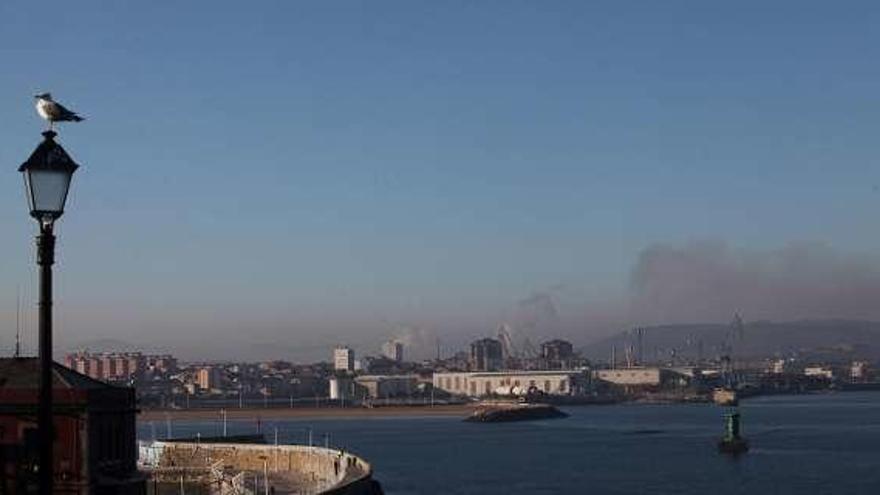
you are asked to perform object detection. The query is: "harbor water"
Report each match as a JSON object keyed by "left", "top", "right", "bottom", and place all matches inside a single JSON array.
[{"left": 138, "top": 392, "right": 880, "bottom": 494}]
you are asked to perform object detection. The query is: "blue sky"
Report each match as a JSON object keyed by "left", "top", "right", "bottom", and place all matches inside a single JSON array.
[{"left": 1, "top": 1, "right": 879, "bottom": 359}]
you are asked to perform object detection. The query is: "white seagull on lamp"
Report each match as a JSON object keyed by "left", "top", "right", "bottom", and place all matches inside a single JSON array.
[{"left": 34, "top": 93, "right": 84, "bottom": 131}]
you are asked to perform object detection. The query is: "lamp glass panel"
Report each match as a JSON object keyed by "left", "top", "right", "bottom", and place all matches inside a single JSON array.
[{"left": 25, "top": 168, "right": 71, "bottom": 215}]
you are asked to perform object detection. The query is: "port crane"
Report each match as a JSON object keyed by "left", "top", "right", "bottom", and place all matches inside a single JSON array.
[
  {"left": 719, "top": 314, "right": 745, "bottom": 388},
  {"left": 496, "top": 324, "right": 540, "bottom": 367},
  {"left": 497, "top": 324, "right": 516, "bottom": 361}
]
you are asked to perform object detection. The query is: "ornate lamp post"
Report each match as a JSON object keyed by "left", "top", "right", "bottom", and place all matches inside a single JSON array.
[{"left": 19, "top": 130, "right": 79, "bottom": 495}]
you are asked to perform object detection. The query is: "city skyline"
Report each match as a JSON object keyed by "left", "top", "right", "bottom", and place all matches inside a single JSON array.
[{"left": 2, "top": 1, "right": 880, "bottom": 360}]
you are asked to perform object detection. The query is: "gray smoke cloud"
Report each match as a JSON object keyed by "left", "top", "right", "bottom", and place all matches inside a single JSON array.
[
  {"left": 389, "top": 325, "right": 438, "bottom": 361},
  {"left": 488, "top": 288, "right": 567, "bottom": 353},
  {"left": 515, "top": 291, "right": 561, "bottom": 334},
  {"left": 627, "top": 240, "right": 880, "bottom": 325},
  {"left": 40, "top": 239, "right": 880, "bottom": 362}
]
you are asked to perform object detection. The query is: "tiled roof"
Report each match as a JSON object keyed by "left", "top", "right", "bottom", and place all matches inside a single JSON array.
[{"left": 0, "top": 357, "right": 119, "bottom": 390}]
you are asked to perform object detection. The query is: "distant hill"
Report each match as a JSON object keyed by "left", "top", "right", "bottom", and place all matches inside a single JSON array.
[{"left": 580, "top": 319, "right": 880, "bottom": 364}]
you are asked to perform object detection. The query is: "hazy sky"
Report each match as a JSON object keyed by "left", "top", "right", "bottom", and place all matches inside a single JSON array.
[{"left": 1, "top": 2, "right": 880, "bottom": 360}]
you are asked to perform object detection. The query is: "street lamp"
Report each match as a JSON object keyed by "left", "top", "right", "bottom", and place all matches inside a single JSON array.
[{"left": 19, "top": 130, "right": 79, "bottom": 495}]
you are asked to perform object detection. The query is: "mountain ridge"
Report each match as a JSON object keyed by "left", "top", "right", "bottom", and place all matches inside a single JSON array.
[{"left": 580, "top": 319, "right": 880, "bottom": 363}]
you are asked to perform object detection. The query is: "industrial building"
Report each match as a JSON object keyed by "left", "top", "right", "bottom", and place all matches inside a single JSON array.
[
  {"left": 540, "top": 339, "right": 575, "bottom": 369},
  {"left": 333, "top": 346, "right": 355, "bottom": 372},
  {"left": 433, "top": 370, "right": 588, "bottom": 397},
  {"left": 328, "top": 376, "right": 354, "bottom": 400},
  {"left": 804, "top": 366, "right": 834, "bottom": 379},
  {"left": 540, "top": 339, "right": 573, "bottom": 361},
  {"left": 851, "top": 361, "right": 870, "bottom": 381},
  {"left": 470, "top": 338, "right": 504, "bottom": 372},
  {"left": 768, "top": 358, "right": 795, "bottom": 374},
  {"left": 330, "top": 374, "right": 422, "bottom": 400},
  {"left": 353, "top": 375, "right": 419, "bottom": 399},
  {"left": 381, "top": 340, "right": 404, "bottom": 362},
  {"left": 196, "top": 366, "right": 223, "bottom": 391}
]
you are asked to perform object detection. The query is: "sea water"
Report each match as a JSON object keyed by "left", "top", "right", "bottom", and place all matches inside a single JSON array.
[{"left": 138, "top": 392, "right": 880, "bottom": 494}]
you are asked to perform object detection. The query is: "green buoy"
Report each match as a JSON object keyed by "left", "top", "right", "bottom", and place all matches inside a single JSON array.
[{"left": 717, "top": 410, "right": 749, "bottom": 455}]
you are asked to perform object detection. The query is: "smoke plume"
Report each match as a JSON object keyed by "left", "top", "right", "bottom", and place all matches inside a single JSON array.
[
  {"left": 515, "top": 291, "right": 561, "bottom": 335},
  {"left": 390, "top": 325, "right": 438, "bottom": 361},
  {"left": 628, "top": 240, "right": 880, "bottom": 325}
]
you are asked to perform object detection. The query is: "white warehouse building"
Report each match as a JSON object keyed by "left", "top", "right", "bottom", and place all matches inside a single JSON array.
[{"left": 433, "top": 370, "right": 588, "bottom": 397}]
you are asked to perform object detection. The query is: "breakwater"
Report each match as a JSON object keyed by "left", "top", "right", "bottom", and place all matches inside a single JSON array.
[{"left": 138, "top": 441, "right": 382, "bottom": 494}]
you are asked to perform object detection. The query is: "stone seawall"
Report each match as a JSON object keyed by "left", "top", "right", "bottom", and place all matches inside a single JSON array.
[{"left": 139, "top": 441, "right": 382, "bottom": 494}]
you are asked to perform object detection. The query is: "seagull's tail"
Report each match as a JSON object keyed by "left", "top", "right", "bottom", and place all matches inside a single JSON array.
[{"left": 71, "top": 115, "right": 84, "bottom": 122}]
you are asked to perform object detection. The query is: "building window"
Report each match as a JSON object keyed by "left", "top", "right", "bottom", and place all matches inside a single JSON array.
[
  {"left": 559, "top": 380, "right": 567, "bottom": 392},
  {"left": 485, "top": 381, "right": 492, "bottom": 394},
  {"left": 544, "top": 380, "right": 551, "bottom": 393},
  {"left": 454, "top": 377, "right": 460, "bottom": 390}
]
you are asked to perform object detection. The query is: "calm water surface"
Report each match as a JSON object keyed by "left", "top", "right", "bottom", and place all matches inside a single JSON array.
[{"left": 138, "top": 392, "right": 880, "bottom": 494}]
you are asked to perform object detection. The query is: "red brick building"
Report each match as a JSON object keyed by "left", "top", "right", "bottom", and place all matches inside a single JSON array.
[{"left": 0, "top": 358, "right": 144, "bottom": 494}]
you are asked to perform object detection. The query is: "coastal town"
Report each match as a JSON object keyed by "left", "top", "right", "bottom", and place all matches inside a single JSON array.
[
  {"left": 60, "top": 323, "right": 879, "bottom": 413},
  {"left": 3, "top": 2, "right": 880, "bottom": 493}
]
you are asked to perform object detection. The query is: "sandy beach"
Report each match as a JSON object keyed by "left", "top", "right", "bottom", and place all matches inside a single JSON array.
[{"left": 138, "top": 404, "right": 473, "bottom": 422}]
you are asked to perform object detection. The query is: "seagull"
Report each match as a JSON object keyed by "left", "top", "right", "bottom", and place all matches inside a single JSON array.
[{"left": 34, "top": 93, "right": 84, "bottom": 130}]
